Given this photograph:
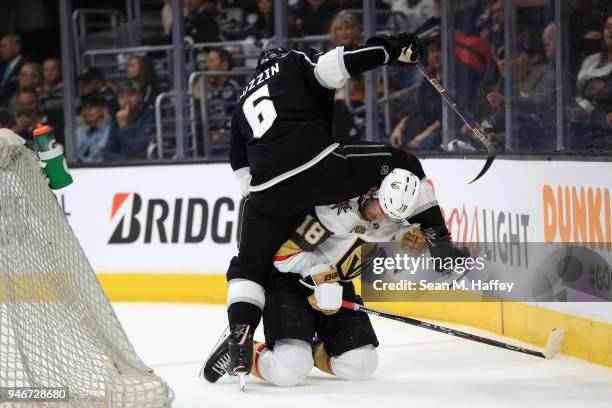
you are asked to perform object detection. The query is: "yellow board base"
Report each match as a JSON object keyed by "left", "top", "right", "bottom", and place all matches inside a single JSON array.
[
  {"left": 98, "top": 273, "right": 227, "bottom": 304},
  {"left": 97, "top": 273, "right": 612, "bottom": 368}
]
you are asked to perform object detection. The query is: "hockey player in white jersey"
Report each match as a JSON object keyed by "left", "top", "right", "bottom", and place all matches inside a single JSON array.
[{"left": 202, "top": 168, "right": 466, "bottom": 386}]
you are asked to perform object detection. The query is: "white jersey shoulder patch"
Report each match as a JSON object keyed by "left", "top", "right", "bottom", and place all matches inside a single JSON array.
[{"left": 315, "top": 198, "right": 366, "bottom": 235}]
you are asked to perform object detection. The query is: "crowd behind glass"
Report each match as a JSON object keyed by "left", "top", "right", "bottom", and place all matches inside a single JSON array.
[{"left": 0, "top": 0, "right": 610, "bottom": 164}]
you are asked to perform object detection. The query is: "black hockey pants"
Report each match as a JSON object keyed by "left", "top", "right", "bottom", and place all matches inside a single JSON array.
[{"left": 226, "top": 142, "right": 441, "bottom": 329}]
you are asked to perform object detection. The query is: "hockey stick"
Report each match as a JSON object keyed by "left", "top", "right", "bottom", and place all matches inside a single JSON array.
[
  {"left": 342, "top": 300, "right": 564, "bottom": 359},
  {"left": 415, "top": 62, "right": 496, "bottom": 184}
]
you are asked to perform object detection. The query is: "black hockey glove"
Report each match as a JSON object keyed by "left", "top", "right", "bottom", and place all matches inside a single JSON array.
[
  {"left": 422, "top": 225, "right": 471, "bottom": 273},
  {"left": 365, "top": 32, "right": 423, "bottom": 65}
]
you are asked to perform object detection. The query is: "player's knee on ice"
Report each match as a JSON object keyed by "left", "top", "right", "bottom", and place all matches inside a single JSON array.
[
  {"left": 259, "top": 339, "right": 313, "bottom": 386},
  {"left": 330, "top": 345, "right": 378, "bottom": 381}
]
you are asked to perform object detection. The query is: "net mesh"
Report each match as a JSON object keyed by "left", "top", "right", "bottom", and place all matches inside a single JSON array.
[{"left": 0, "top": 147, "right": 173, "bottom": 407}]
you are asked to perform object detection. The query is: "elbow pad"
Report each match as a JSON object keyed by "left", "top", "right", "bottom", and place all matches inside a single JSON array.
[{"left": 314, "top": 47, "right": 350, "bottom": 89}]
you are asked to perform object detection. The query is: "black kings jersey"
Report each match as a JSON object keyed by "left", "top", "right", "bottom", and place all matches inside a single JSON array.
[{"left": 229, "top": 49, "right": 340, "bottom": 191}]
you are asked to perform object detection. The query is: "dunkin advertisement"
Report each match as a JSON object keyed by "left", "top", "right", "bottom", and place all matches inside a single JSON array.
[{"left": 421, "top": 158, "right": 612, "bottom": 320}]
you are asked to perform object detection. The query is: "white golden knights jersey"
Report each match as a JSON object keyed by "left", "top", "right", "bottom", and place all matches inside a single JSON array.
[{"left": 273, "top": 197, "right": 421, "bottom": 280}]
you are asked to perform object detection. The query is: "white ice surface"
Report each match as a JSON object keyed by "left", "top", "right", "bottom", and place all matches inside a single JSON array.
[{"left": 112, "top": 303, "right": 612, "bottom": 408}]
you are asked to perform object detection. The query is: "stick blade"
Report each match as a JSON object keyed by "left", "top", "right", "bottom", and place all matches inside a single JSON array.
[
  {"left": 543, "top": 328, "right": 565, "bottom": 359},
  {"left": 469, "top": 150, "right": 496, "bottom": 184}
]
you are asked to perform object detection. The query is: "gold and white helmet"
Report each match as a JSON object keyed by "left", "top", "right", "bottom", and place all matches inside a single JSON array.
[{"left": 377, "top": 168, "right": 420, "bottom": 221}]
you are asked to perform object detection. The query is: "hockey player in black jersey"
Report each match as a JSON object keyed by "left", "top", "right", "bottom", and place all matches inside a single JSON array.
[
  {"left": 203, "top": 169, "right": 468, "bottom": 386},
  {"left": 225, "top": 33, "right": 467, "bottom": 379}
]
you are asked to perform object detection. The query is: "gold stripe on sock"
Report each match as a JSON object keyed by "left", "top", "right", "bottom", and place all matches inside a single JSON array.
[
  {"left": 314, "top": 342, "right": 334, "bottom": 375},
  {"left": 251, "top": 342, "right": 267, "bottom": 379}
]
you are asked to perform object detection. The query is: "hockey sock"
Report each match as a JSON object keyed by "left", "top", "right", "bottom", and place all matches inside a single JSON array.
[
  {"left": 313, "top": 342, "right": 334, "bottom": 375},
  {"left": 251, "top": 342, "right": 267, "bottom": 380},
  {"left": 227, "top": 302, "right": 262, "bottom": 330}
]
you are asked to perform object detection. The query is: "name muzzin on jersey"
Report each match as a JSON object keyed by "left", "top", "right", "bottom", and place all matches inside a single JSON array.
[{"left": 239, "top": 63, "right": 280, "bottom": 100}]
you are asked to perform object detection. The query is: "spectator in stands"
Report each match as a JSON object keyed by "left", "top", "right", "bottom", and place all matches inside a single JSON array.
[
  {"left": 11, "top": 87, "right": 44, "bottom": 145},
  {"left": 328, "top": 12, "right": 367, "bottom": 142},
  {"left": 103, "top": 82, "right": 156, "bottom": 161},
  {"left": 8, "top": 62, "right": 42, "bottom": 117},
  {"left": 330, "top": 11, "right": 363, "bottom": 46},
  {"left": 572, "top": 13, "right": 612, "bottom": 149},
  {"left": 453, "top": 0, "right": 491, "bottom": 36},
  {"left": 202, "top": 48, "right": 241, "bottom": 147},
  {"left": 294, "top": 0, "right": 338, "bottom": 36},
  {"left": 184, "top": 0, "right": 220, "bottom": 43},
  {"left": 245, "top": 0, "right": 275, "bottom": 39},
  {"left": 478, "top": 0, "right": 504, "bottom": 50},
  {"left": 385, "top": 0, "right": 435, "bottom": 33},
  {"left": 537, "top": 22, "right": 557, "bottom": 132},
  {"left": 79, "top": 68, "right": 119, "bottom": 116},
  {"left": 542, "top": 22, "right": 555, "bottom": 63},
  {"left": 161, "top": 0, "right": 172, "bottom": 36},
  {"left": 0, "top": 34, "right": 24, "bottom": 107},
  {"left": 38, "top": 57, "right": 63, "bottom": 113},
  {"left": 576, "top": 14, "right": 612, "bottom": 114},
  {"left": 389, "top": 31, "right": 442, "bottom": 151},
  {"left": 219, "top": 0, "right": 259, "bottom": 35},
  {"left": 76, "top": 93, "right": 112, "bottom": 163},
  {"left": 38, "top": 57, "right": 65, "bottom": 143},
  {"left": 477, "top": 41, "right": 552, "bottom": 149},
  {"left": 569, "top": 0, "right": 606, "bottom": 84},
  {"left": 477, "top": 45, "right": 505, "bottom": 136},
  {"left": 126, "top": 55, "right": 160, "bottom": 107},
  {"left": 415, "top": 0, "right": 440, "bottom": 36},
  {"left": 389, "top": 0, "right": 440, "bottom": 93},
  {"left": 18, "top": 62, "right": 42, "bottom": 90}
]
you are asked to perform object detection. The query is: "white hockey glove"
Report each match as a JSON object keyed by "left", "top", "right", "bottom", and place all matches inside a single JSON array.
[
  {"left": 310, "top": 283, "right": 343, "bottom": 314},
  {"left": 0, "top": 128, "right": 25, "bottom": 168},
  {"left": 234, "top": 167, "right": 252, "bottom": 197},
  {"left": 301, "top": 264, "right": 343, "bottom": 315}
]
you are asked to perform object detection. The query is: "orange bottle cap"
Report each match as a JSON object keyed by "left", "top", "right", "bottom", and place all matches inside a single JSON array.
[{"left": 33, "top": 123, "right": 53, "bottom": 137}]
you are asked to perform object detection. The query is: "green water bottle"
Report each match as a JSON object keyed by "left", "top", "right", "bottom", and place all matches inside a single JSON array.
[{"left": 32, "top": 123, "right": 73, "bottom": 189}]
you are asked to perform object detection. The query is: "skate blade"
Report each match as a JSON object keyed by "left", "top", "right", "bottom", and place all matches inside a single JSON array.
[
  {"left": 199, "top": 325, "right": 230, "bottom": 381},
  {"left": 239, "top": 373, "right": 246, "bottom": 391}
]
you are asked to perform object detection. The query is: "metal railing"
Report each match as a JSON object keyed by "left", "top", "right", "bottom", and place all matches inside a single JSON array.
[
  {"left": 288, "top": 34, "right": 332, "bottom": 51},
  {"left": 153, "top": 52, "right": 415, "bottom": 161},
  {"left": 190, "top": 39, "right": 264, "bottom": 70},
  {"left": 154, "top": 91, "right": 198, "bottom": 160},
  {"left": 341, "top": 9, "right": 411, "bottom": 33},
  {"left": 81, "top": 44, "right": 177, "bottom": 83},
  {"left": 187, "top": 71, "right": 252, "bottom": 159},
  {"left": 72, "top": 9, "right": 125, "bottom": 73},
  {"left": 153, "top": 70, "right": 251, "bottom": 160},
  {"left": 341, "top": 65, "right": 419, "bottom": 138}
]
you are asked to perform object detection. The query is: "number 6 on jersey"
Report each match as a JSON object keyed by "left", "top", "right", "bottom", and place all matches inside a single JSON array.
[{"left": 243, "top": 85, "right": 277, "bottom": 138}]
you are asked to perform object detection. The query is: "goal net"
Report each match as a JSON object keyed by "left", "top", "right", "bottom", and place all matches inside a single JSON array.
[{"left": 0, "top": 144, "right": 173, "bottom": 407}]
